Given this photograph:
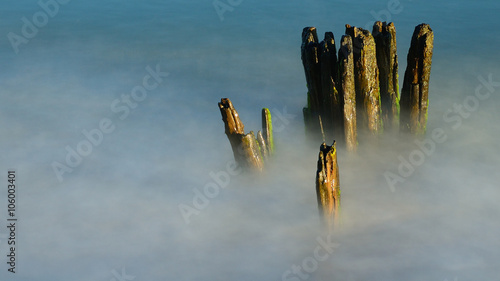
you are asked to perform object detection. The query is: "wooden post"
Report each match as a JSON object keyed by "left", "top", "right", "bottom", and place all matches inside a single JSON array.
[
  {"left": 400, "top": 23, "right": 434, "bottom": 135},
  {"left": 256, "top": 131, "right": 268, "bottom": 161},
  {"left": 345, "top": 25, "right": 382, "bottom": 135},
  {"left": 319, "top": 32, "right": 342, "bottom": 141},
  {"left": 373, "top": 21, "right": 399, "bottom": 132},
  {"left": 338, "top": 35, "right": 357, "bottom": 152},
  {"left": 262, "top": 108, "right": 274, "bottom": 155},
  {"left": 302, "top": 27, "right": 344, "bottom": 141},
  {"left": 218, "top": 98, "right": 264, "bottom": 172},
  {"left": 301, "top": 27, "right": 321, "bottom": 137},
  {"left": 238, "top": 132, "right": 264, "bottom": 171},
  {"left": 316, "top": 141, "right": 341, "bottom": 231}
]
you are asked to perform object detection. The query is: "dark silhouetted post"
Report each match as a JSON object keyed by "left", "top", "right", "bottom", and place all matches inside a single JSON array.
[{"left": 319, "top": 32, "right": 342, "bottom": 141}]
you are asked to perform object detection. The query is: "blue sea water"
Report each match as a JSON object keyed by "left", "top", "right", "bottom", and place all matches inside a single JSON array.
[{"left": 1, "top": 0, "right": 500, "bottom": 280}]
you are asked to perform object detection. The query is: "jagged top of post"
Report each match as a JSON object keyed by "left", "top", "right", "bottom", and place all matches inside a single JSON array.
[
  {"left": 372, "top": 21, "right": 397, "bottom": 41},
  {"left": 319, "top": 31, "right": 338, "bottom": 77},
  {"left": 317, "top": 141, "right": 337, "bottom": 173},
  {"left": 407, "top": 23, "right": 434, "bottom": 83},
  {"left": 413, "top": 23, "right": 433, "bottom": 38},
  {"left": 345, "top": 24, "right": 376, "bottom": 52},
  {"left": 345, "top": 24, "right": 372, "bottom": 40},
  {"left": 410, "top": 23, "right": 434, "bottom": 54},
  {"left": 339, "top": 35, "right": 353, "bottom": 58},
  {"left": 302, "top": 27, "right": 318, "bottom": 45},
  {"left": 218, "top": 98, "right": 245, "bottom": 135},
  {"left": 372, "top": 21, "right": 395, "bottom": 34},
  {"left": 324, "top": 32, "right": 335, "bottom": 44},
  {"left": 320, "top": 32, "right": 337, "bottom": 56}
]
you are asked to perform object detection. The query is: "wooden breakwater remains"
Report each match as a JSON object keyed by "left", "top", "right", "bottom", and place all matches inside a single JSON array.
[
  {"left": 218, "top": 98, "right": 274, "bottom": 172},
  {"left": 215, "top": 22, "right": 433, "bottom": 232},
  {"left": 303, "top": 22, "right": 434, "bottom": 228},
  {"left": 302, "top": 22, "right": 434, "bottom": 144}
]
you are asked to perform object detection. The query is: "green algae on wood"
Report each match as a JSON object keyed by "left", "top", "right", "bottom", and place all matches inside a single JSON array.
[
  {"left": 373, "top": 21, "right": 400, "bottom": 132},
  {"left": 261, "top": 108, "right": 274, "bottom": 155},
  {"left": 400, "top": 23, "right": 434, "bottom": 135},
  {"left": 316, "top": 141, "right": 341, "bottom": 231}
]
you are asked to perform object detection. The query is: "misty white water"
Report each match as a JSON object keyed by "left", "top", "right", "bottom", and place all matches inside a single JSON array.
[{"left": 1, "top": 0, "right": 500, "bottom": 280}]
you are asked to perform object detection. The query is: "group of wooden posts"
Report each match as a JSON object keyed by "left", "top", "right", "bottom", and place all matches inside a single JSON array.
[{"left": 218, "top": 21, "right": 434, "bottom": 231}]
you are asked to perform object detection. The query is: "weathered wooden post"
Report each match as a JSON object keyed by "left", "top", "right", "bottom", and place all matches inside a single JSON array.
[
  {"left": 262, "top": 108, "right": 274, "bottom": 155},
  {"left": 218, "top": 98, "right": 264, "bottom": 172},
  {"left": 338, "top": 35, "right": 357, "bottom": 152},
  {"left": 373, "top": 21, "right": 400, "bottom": 132},
  {"left": 400, "top": 23, "right": 434, "bottom": 135},
  {"left": 302, "top": 27, "right": 343, "bottom": 141},
  {"left": 302, "top": 27, "right": 322, "bottom": 137},
  {"left": 316, "top": 141, "right": 341, "bottom": 231},
  {"left": 319, "top": 32, "right": 343, "bottom": 141},
  {"left": 296, "top": 22, "right": 435, "bottom": 233},
  {"left": 256, "top": 131, "right": 268, "bottom": 161},
  {"left": 346, "top": 24, "right": 382, "bottom": 135}
]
